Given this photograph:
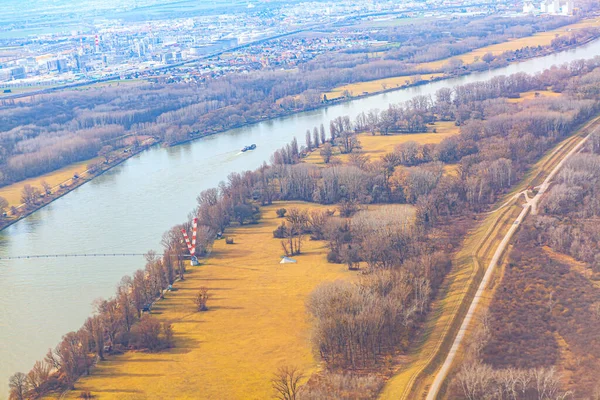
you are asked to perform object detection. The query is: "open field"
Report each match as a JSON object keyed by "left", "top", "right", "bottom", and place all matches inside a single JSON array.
[
  {"left": 379, "top": 114, "right": 600, "bottom": 399},
  {"left": 507, "top": 89, "right": 562, "bottom": 103},
  {"left": 324, "top": 73, "right": 444, "bottom": 100},
  {"left": 0, "top": 79, "right": 141, "bottom": 100},
  {"left": 303, "top": 121, "right": 459, "bottom": 165},
  {"left": 68, "top": 202, "right": 356, "bottom": 399},
  {"left": 66, "top": 79, "right": 142, "bottom": 92},
  {"left": 0, "top": 158, "right": 99, "bottom": 207},
  {"left": 0, "top": 85, "right": 53, "bottom": 98},
  {"left": 418, "top": 17, "right": 600, "bottom": 71},
  {"left": 443, "top": 164, "right": 460, "bottom": 177}
]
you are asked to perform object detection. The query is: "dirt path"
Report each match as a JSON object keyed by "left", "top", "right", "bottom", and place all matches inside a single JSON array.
[{"left": 425, "top": 126, "right": 595, "bottom": 400}]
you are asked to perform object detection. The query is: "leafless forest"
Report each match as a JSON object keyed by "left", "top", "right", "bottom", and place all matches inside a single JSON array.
[
  {"left": 10, "top": 57, "right": 600, "bottom": 398},
  {"left": 450, "top": 133, "right": 600, "bottom": 399}
]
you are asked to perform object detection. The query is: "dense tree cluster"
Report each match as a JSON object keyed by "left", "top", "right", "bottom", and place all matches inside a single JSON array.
[
  {"left": 373, "top": 15, "right": 577, "bottom": 65},
  {"left": 453, "top": 363, "right": 570, "bottom": 400},
  {"left": 536, "top": 146, "right": 600, "bottom": 270}
]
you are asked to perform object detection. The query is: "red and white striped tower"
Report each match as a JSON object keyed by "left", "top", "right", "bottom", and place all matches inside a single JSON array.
[
  {"left": 180, "top": 218, "right": 200, "bottom": 266},
  {"left": 191, "top": 218, "right": 198, "bottom": 255}
]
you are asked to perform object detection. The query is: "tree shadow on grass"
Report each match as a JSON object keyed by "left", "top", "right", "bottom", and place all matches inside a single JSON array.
[
  {"left": 170, "top": 335, "right": 202, "bottom": 355},
  {"left": 105, "top": 372, "right": 165, "bottom": 378},
  {"left": 212, "top": 264, "right": 261, "bottom": 271},
  {"left": 183, "top": 277, "right": 241, "bottom": 282},
  {"left": 92, "top": 388, "right": 143, "bottom": 394},
  {"left": 206, "top": 305, "right": 245, "bottom": 311}
]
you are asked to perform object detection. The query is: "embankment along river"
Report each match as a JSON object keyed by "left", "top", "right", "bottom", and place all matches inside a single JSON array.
[{"left": 2, "top": 38, "right": 600, "bottom": 396}]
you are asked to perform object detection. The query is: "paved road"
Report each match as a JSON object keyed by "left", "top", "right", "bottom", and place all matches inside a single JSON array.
[{"left": 425, "top": 130, "right": 593, "bottom": 400}]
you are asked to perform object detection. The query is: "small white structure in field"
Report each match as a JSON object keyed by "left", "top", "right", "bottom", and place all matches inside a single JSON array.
[{"left": 280, "top": 256, "right": 297, "bottom": 264}]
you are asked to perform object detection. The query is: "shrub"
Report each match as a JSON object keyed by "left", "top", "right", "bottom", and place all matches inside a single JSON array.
[
  {"left": 134, "top": 316, "right": 162, "bottom": 351},
  {"left": 273, "top": 222, "right": 288, "bottom": 239},
  {"left": 276, "top": 208, "right": 287, "bottom": 218},
  {"left": 338, "top": 200, "right": 359, "bottom": 218},
  {"left": 131, "top": 316, "right": 173, "bottom": 352},
  {"left": 195, "top": 287, "right": 210, "bottom": 311},
  {"left": 327, "top": 251, "right": 341, "bottom": 264},
  {"left": 299, "top": 372, "right": 384, "bottom": 400}
]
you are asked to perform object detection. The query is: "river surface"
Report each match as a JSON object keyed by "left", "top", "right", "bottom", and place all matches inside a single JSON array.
[{"left": 2, "top": 39, "right": 600, "bottom": 396}]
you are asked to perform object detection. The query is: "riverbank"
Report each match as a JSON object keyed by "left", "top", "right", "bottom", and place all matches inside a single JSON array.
[{"left": 0, "top": 137, "right": 157, "bottom": 232}]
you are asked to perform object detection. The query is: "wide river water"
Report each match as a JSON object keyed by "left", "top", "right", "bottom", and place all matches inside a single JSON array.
[{"left": 2, "top": 39, "right": 600, "bottom": 396}]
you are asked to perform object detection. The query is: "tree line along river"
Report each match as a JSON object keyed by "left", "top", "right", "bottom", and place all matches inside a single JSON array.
[{"left": 2, "top": 38, "right": 600, "bottom": 397}]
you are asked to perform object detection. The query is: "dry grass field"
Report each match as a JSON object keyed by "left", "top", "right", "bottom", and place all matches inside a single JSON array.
[
  {"left": 325, "top": 73, "right": 444, "bottom": 100},
  {"left": 0, "top": 158, "right": 99, "bottom": 207},
  {"left": 507, "top": 89, "right": 562, "bottom": 103},
  {"left": 68, "top": 202, "right": 356, "bottom": 400},
  {"left": 419, "top": 17, "right": 600, "bottom": 71},
  {"left": 303, "top": 121, "right": 459, "bottom": 166}
]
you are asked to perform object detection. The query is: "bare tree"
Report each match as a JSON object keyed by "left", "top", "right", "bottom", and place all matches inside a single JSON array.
[
  {"left": 533, "top": 367, "right": 562, "bottom": 400},
  {"left": 21, "top": 184, "right": 41, "bottom": 208},
  {"left": 305, "top": 129, "right": 313, "bottom": 151},
  {"left": 0, "top": 196, "right": 9, "bottom": 217},
  {"left": 320, "top": 143, "right": 333, "bottom": 164},
  {"left": 98, "top": 145, "right": 113, "bottom": 163},
  {"left": 195, "top": 287, "right": 210, "bottom": 311},
  {"left": 313, "top": 127, "right": 320, "bottom": 148},
  {"left": 320, "top": 124, "right": 326, "bottom": 146},
  {"left": 8, "top": 372, "right": 29, "bottom": 400},
  {"left": 117, "top": 277, "right": 137, "bottom": 333},
  {"left": 271, "top": 366, "right": 304, "bottom": 400},
  {"left": 27, "top": 360, "right": 51, "bottom": 397},
  {"left": 40, "top": 180, "right": 51, "bottom": 195},
  {"left": 281, "top": 208, "right": 309, "bottom": 256},
  {"left": 454, "top": 362, "right": 494, "bottom": 400}
]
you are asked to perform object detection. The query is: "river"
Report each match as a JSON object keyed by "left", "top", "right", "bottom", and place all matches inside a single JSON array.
[{"left": 2, "top": 39, "right": 600, "bottom": 396}]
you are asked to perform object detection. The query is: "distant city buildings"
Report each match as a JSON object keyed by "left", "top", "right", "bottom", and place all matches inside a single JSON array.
[
  {"left": 523, "top": 0, "right": 573, "bottom": 15},
  {"left": 0, "top": 0, "right": 518, "bottom": 86},
  {"left": 0, "top": 66, "right": 25, "bottom": 81}
]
